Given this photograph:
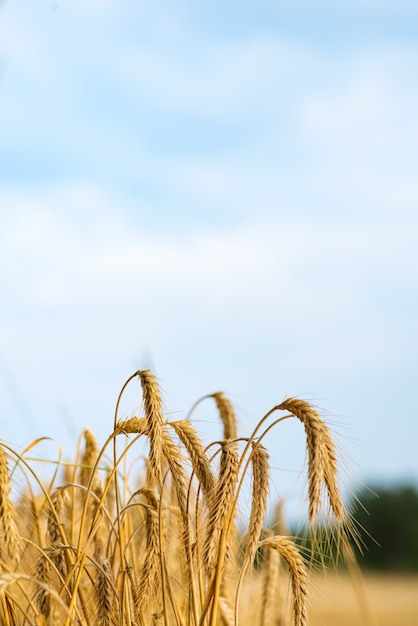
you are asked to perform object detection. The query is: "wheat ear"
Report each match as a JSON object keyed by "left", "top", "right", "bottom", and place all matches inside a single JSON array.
[
  {"left": 0, "top": 443, "right": 20, "bottom": 562},
  {"left": 322, "top": 426, "right": 344, "bottom": 522},
  {"left": 96, "top": 557, "right": 118, "bottom": 626},
  {"left": 34, "top": 553, "right": 51, "bottom": 619},
  {"left": 79, "top": 428, "right": 99, "bottom": 488},
  {"left": 259, "top": 536, "right": 308, "bottom": 626},
  {"left": 203, "top": 440, "right": 239, "bottom": 572},
  {"left": 278, "top": 398, "right": 343, "bottom": 522},
  {"left": 245, "top": 442, "right": 270, "bottom": 566},
  {"left": 260, "top": 529, "right": 284, "bottom": 626},
  {"left": 212, "top": 392, "right": 237, "bottom": 440},
  {"left": 47, "top": 488, "right": 68, "bottom": 581},
  {"left": 161, "top": 427, "right": 188, "bottom": 519},
  {"left": 136, "top": 500, "right": 161, "bottom": 617},
  {"left": 169, "top": 419, "right": 216, "bottom": 500},
  {"left": 138, "top": 370, "right": 165, "bottom": 484}
]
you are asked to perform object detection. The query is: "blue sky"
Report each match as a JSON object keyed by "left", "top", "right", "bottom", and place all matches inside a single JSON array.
[{"left": 0, "top": 0, "right": 417, "bottom": 520}]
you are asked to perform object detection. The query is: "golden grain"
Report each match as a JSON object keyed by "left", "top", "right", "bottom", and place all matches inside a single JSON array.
[{"left": 0, "top": 371, "right": 353, "bottom": 626}]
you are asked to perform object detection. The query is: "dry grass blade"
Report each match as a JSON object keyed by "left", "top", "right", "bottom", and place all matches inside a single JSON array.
[{"left": 259, "top": 536, "right": 308, "bottom": 626}]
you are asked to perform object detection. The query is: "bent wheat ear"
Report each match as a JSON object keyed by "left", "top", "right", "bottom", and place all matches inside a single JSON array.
[
  {"left": 278, "top": 398, "right": 343, "bottom": 522},
  {"left": 169, "top": 419, "right": 216, "bottom": 500},
  {"left": 260, "top": 529, "right": 283, "bottom": 626},
  {"left": 245, "top": 442, "right": 270, "bottom": 566},
  {"left": 203, "top": 440, "right": 239, "bottom": 572},
  {"left": 161, "top": 427, "right": 188, "bottom": 518},
  {"left": 322, "top": 427, "right": 344, "bottom": 522},
  {"left": 212, "top": 393, "right": 237, "bottom": 441},
  {"left": 259, "top": 536, "right": 308, "bottom": 626},
  {"left": 114, "top": 417, "right": 148, "bottom": 436}
]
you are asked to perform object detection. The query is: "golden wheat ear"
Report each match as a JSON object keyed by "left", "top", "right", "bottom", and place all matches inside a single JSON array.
[
  {"left": 259, "top": 536, "right": 308, "bottom": 626},
  {"left": 79, "top": 428, "right": 99, "bottom": 488},
  {"left": 203, "top": 440, "right": 239, "bottom": 573},
  {"left": 95, "top": 556, "right": 119, "bottom": 626},
  {"left": 278, "top": 398, "right": 344, "bottom": 523},
  {"left": 259, "top": 529, "right": 285, "bottom": 626},
  {"left": 138, "top": 369, "right": 165, "bottom": 484},
  {"left": 212, "top": 392, "right": 238, "bottom": 440},
  {"left": 0, "top": 443, "right": 21, "bottom": 563},
  {"left": 169, "top": 419, "right": 216, "bottom": 500},
  {"left": 245, "top": 442, "right": 270, "bottom": 566}
]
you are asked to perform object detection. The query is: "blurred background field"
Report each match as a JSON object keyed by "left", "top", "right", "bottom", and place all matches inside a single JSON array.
[
  {"left": 309, "top": 571, "right": 418, "bottom": 626},
  {"left": 296, "top": 482, "right": 418, "bottom": 625}
]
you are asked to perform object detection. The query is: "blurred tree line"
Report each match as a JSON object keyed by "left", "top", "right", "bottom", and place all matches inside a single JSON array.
[
  {"left": 291, "top": 483, "right": 418, "bottom": 572},
  {"left": 352, "top": 483, "right": 418, "bottom": 571}
]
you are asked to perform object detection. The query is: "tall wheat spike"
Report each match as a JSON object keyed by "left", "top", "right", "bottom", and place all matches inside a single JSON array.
[
  {"left": 79, "top": 428, "right": 99, "bottom": 488},
  {"left": 138, "top": 370, "right": 165, "bottom": 484}
]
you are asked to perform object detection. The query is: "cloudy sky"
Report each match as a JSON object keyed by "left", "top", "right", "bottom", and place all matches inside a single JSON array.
[{"left": 0, "top": 0, "right": 417, "bottom": 519}]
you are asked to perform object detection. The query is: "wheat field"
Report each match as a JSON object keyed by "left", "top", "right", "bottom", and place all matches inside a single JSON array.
[
  {"left": 309, "top": 571, "right": 418, "bottom": 626},
  {"left": 0, "top": 369, "right": 357, "bottom": 625}
]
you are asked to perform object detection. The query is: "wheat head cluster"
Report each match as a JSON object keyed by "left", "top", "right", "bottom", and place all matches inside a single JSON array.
[{"left": 0, "top": 370, "right": 354, "bottom": 626}]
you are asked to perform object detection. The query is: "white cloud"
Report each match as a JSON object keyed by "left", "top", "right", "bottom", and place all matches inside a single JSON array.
[{"left": 1, "top": 191, "right": 415, "bottom": 364}]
